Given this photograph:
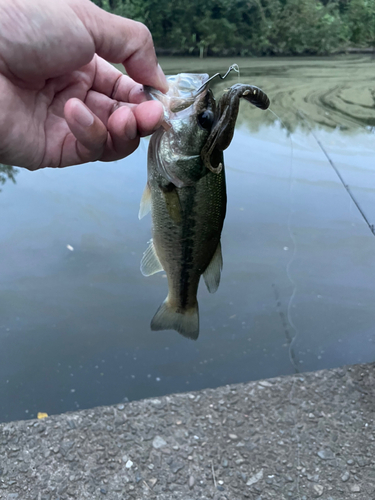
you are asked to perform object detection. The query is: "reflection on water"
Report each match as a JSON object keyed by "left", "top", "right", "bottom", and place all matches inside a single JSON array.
[
  {"left": 160, "top": 55, "right": 375, "bottom": 132},
  {"left": 0, "top": 56, "right": 374, "bottom": 422},
  {"left": 0, "top": 164, "right": 17, "bottom": 190}
]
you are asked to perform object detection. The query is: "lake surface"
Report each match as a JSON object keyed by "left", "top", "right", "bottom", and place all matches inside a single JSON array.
[{"left": 1, "top": 56, "right": 374, "bottom": 422}]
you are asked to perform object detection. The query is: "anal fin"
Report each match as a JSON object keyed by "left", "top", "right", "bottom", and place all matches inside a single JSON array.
[
  {"left": 140, "top": 239, "right": 164, "bottom": 276},
  {"left": 203, "top": 241, "right": 223, "bottom": 293}
]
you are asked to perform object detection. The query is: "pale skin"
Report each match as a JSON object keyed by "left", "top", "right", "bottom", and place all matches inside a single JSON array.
[{"left": 0, "top": 0, "right": 169, "bottom": 170}]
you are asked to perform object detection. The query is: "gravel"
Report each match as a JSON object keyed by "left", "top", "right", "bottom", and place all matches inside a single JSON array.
[{"left": 1, "top": 363, "right": 374, "bottom": 499}]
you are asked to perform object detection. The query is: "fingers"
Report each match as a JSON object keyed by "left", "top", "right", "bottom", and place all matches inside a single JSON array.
[
  {"left": 64, "top": 98, "right": 107, "bottom": 159},
  {"left": 133, "top": 101, "right": 165, "bottom": 137},
  {"left": 100, "top": 100, "right": 164, "bottom": 161},
  {"left": 105, "top": 106, "right": 140, "bottom": 161},
  {"left": 72, "top": 0, "right": 168, "bottom": 93},
  {"left": 92, "top": 57, "right": 147, "bottom": 105},
  {"left": 63, "top": 97, "right": 164, "bottom": 166}
]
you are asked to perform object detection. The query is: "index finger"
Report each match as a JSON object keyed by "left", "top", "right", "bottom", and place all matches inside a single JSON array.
[
  {"left": 91, "top": 56, "right": 149, "bottom": 105},
  {"left": 73, "top": 0, "right": 168, "bottom": 93}
]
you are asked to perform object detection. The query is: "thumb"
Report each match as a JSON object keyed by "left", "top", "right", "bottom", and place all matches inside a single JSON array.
[{"left": 70, "top": 0, "right": 168, "bottom": 93}]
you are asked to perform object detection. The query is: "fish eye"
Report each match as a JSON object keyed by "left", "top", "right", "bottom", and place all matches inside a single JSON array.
[{"left": 198, "top": 110, "right": 214, "bottom": 130}]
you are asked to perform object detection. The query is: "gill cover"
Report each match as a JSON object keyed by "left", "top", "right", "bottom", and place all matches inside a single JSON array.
[{"left": 145, "top": 73, "right": 210, "bottom": 188}]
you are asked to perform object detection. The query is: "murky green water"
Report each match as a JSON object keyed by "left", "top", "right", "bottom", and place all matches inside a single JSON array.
[{"left": 1, "top": 56, "right": 374, "bottom": 422}]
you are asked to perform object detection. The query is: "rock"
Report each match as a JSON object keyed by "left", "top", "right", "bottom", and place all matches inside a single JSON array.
[
  {"left": 341, "top": 471, "right": 350, "bottom": 482},
  {"left": 125, "top": 460, "right": 133, "bottom": 469},
  {"left": 350, "top": 485, "right": 361, "bottom": 493},
  {"left": 152, "top": 436, "right": 167, "bottom": 449},
  {"left": 246, "top": 469, "right": 263, "bottom": 486},
  {"left": 149, "top": 478, "right": 157, "bottom": 488},
  {"left": 317, "top": 449, "right": 335, "bottom": 460},
  {"left": 228, "top": 434, "right": 238, "bottom": 440},
  {"left": 313, "top": 484, "right": 324, "bottom": 497},
  {"left": 221, "top": 459, "right": 228, "bottom": 468},
  {"left": 188, "top": 475, "right": 195, "bottom": 488},
  {"left": 259, "top": 380, "right": 273, "bottom": 387},
  {"left": 170, "top": 460, "right": 184, "bottom": 473},
  {"left": 67, "top": 419, "right": 76, "bottom": 429},
  {"left": 357, "top": 457, "right": 370, "bottom": 467}
]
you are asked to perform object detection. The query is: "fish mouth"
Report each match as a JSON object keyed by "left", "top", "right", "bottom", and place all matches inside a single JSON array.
[{"left": 144, "top": 73, "right": 210, "bottom": 126}]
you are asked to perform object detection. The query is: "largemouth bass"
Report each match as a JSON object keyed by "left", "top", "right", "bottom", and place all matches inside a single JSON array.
[{"left": 140, "top": 73, "right": 269, "bottom": 340}]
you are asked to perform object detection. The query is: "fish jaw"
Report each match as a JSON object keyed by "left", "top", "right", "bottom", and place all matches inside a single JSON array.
[{"left": 144, "top": 73, "right": 209, "bottom": 124}]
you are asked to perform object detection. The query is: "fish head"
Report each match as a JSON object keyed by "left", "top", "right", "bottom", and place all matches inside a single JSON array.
[
  {"left": 146, "top": 74, "right": 270, "bottom": 186},
  {"left": 145, "top": 74, "right": 218, "bottom": 187}
]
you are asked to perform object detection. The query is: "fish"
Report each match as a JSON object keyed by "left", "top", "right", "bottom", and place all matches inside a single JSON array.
[{"left": 139, "top": 72, "right": 270, "bottom": 340}]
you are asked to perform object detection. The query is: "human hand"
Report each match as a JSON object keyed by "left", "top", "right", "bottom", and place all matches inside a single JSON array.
[{"left": 0, "top": 0, "right": 168, "bottom": 170}]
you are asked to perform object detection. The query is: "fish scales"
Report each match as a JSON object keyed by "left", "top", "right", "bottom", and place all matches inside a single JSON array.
[
  {"left": 149, "top": 155, "right": 226, "bottom": 313},
  {"left": 141, "top": 71, "right": 270, "bottom": 339}
]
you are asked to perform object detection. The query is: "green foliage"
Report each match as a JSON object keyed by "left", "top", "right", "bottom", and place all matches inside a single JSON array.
[
  {"left": 0, "top": 164, "right": 18, "bottom": 190},
  {"left": 269, "top": 0, "right": 347, "bottom": 54},
  {"left": 90, "top": 0, "right": 375, "bottom": 55},
  {"left": 345, "top": 0, "right": 375, "bottom": 46}
]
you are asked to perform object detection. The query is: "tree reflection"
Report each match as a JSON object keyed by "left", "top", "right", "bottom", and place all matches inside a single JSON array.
[{"left": 0, "top": 164, "right": 18, "bottom": 190}]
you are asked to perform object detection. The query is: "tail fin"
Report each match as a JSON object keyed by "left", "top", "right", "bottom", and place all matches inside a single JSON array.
[{"left": 150, "top": 298, "right": 199, "bottom": 340}]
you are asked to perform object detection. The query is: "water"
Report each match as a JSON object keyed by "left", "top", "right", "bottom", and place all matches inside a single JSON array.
[{"left": 1, "top": 56, "right": 374, "bottom": 422}]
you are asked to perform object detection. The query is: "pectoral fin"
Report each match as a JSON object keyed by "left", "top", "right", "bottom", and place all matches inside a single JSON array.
[
  {"left": 140, "top": 239, "right": 164, "bottom": 276},
  {"left": 160, "top": 184, "right": 182, "bottom": 224},
  {"left": 203, "top": 241, "right": 223, "bottom": 293},
  {"left": 138, "top": 183, "right": 152, "bottom": 220}
]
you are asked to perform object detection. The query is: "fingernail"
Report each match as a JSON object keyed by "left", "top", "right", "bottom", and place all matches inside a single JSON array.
[
  {"left": 156, "top": 64, "right": 169, "bottom": 94},
  {"left": 75, "top": 104, "right": 94, "bottom": 128},
  {"left": 126, "top": 125, "right": 137, "bottom": 141}
]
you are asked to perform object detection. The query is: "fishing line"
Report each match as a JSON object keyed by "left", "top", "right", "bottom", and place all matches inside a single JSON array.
[
  {"left": 298, "top": 110, "right": 375, "bottom": 237},
  {"left": 268, "top": 107, "right": 300, "bottom": 374},
  {"left": 234, "top": 64, "right": 240, "bottom": 83}
]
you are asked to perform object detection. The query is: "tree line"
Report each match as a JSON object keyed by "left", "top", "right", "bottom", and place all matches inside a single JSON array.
[{"left": 92, "top": 0, "right": 375, "bottom": 56}]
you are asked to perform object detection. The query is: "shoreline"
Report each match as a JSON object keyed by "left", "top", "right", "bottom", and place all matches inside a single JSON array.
[{"left": 1, "top": 362, "right": 374, "bottom": 499}]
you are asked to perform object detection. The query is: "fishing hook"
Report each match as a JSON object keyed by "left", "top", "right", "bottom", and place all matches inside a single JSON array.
[{"left": 196, "top": 64, "right": 240, "bottom": 93}]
